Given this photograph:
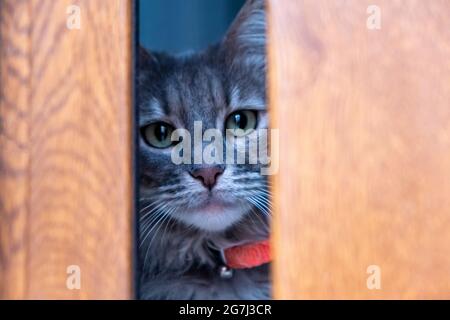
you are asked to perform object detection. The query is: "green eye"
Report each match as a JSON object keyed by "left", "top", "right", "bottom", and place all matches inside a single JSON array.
[
  {"left": 225, "top": 110, "right": 257, "bottom": 136},
  {"left": 142, "top": 122, "right": 175, "bottom": 148}
]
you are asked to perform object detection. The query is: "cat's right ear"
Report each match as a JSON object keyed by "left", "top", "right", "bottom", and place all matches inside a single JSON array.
[{"left": 221, "top": 0, "right": 266, "bottom": 70}]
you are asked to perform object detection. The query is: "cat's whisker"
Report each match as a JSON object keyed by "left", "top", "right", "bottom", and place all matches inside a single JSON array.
[
  {"left": 140, "top": 210, "right": 166, "bottom": 237},
  {"left": 248, "top": 194, "right": 272, "bottom": 215},
  {"left": 245, "top": 207, "right": 259, "bottom": 228},
  {"left": 143, "top": 206, "right": 177, "bottom": 269},
  {"left": 250, "top": 206, "right": 269, "bottom": 223},
  {"left": 139, "top": 202, "right": 175, "bottom": 245},
  {"left": 142, "top": 217, "right": 167, "bottom": 269},
  {"left": 254, "top": 186, "right": 272, "bottom": 194},
  {"left": 139, "top": 199, "right": 167, "bottom": 214},
  {"left": 159, "top": 206, "right": 179, "bottom": 248},
  {"left": 251, "top": 192, "right": 272, "bottom": 204},
  {"left": 139, "top": 210, "right": 166, "bottom": 246},
  {"left": 139, "top": 212, "right": 164, "bottom": 234},
  {"left": 246, "top": 197, "right": 270, "bottom": 217},
  {"left": 139, "top": 199, "right": 162, "bottom": 213},
  {"left": 254, "top": 193, "right": 272, "bottom": 207},
  {"left": 247, "top": 207, "right": 269, "bottom": 231},
  {"left": 254, "top": 197, "right": 272, "bottom": 214},
  {"left": 140, "top": 200, "right": 168, "bottom": 220},
  {"left": 141, "top": 209, "right": 170, "bottom": 266},
  {"left": 140, "top": 198, "right": 179, "bottom": 222}
]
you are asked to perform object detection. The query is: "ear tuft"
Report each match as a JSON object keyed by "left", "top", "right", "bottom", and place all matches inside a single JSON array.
[{"left": 222, "top": 0, "right": 266, "bottom": 69}]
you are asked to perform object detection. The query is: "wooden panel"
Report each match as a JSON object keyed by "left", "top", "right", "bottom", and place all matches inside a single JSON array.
[
  {"left": 0, "top": 0, "right": 31, "bottom": 299},
  {"left": 0, "top": 0, "right": 133, "bottom": 299},
  {"left": 269, "top": 0, "right": 450, "bottom": 299}
]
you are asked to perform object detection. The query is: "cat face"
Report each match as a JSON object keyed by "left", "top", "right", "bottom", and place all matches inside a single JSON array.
[{"left": 138, "top": 0, "right": 267, "bottom": 232}]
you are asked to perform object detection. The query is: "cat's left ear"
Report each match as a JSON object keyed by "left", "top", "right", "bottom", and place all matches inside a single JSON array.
[{"left": 221, "top": 0, "right": 266, "bottom": 70}]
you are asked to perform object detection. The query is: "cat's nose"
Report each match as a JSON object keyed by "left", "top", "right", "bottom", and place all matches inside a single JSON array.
[{"left": 190, "top": 166, "right": 224, "bottom": 190}]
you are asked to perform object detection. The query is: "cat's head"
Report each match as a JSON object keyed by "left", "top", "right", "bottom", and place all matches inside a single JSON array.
[{"left": 138, "top": 0, "right": 268, "bottom": 232}]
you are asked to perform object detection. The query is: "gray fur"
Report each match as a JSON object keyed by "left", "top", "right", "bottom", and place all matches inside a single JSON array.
[{"left": 138, "top": 0, "right": 270, "bottom": 300}]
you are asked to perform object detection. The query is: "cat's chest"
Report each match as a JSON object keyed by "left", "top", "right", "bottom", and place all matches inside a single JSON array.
[{"left": 141, "top": 263, "right": 270, "bottom": 300}]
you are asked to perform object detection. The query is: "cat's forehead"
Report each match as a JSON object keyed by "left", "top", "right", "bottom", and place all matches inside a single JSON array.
[
  {"left": 141, "top": 55, "right": 265, "bottom": 129},
  {"left": 157, "top": 62, "right": 225, "bottom": 128},
  {"left": 167, "top": 63, "right": 226, "bottom": 116}
]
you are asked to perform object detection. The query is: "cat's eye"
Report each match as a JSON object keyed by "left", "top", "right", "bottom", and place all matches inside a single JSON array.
[
  {"left": 225, "top": 110, "right": 257, "bottom": 136},
  {"left": 142, "top": 122, "right": 175, "bottom": 148}
]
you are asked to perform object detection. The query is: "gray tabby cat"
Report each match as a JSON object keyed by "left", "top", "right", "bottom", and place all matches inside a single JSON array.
[{"left": 138, "top": 0, "right": 270, "bottom": 299}]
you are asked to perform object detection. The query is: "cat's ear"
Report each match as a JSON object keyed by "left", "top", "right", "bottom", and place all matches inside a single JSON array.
[
  {"left": 138, "top": 46, "right": 164, "bottom": 86},
  {"left": 139, "top": 46, "right": 160, "bottom": 72},
  {"left": 222, "top": 0, "right": 266, "bottom": 70}
]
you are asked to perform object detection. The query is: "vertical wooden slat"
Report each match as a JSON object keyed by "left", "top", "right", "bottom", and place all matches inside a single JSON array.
[
  {"left": 0, "top": 0, "right": 31, "bottom": 299},
  {"left": 0, "top": 0, "right": 133, "bottom": 299},
  {"left": 269, "top": 0, "right": 450, "bottom": 299}
]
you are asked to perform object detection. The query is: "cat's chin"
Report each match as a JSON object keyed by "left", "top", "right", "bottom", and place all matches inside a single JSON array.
[{"left": 174, "top": 201, "right": 249, "bottom": 232}]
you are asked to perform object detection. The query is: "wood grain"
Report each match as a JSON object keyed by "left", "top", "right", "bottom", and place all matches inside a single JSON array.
[
  {"left": 269, "top": 0, "right": 450, "bottom": 299},
  {"left": 0, "top": 0, "right": 31, "bottom": 299},
  {"left": 0, "top": 0, "right": 133, "bottom": 299}
]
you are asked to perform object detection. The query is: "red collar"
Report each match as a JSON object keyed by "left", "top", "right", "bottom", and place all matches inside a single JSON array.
[{"left": 223, "top": 240, "right": 270, "bottom": 269}]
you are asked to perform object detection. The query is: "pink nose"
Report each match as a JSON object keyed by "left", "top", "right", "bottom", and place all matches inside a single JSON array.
[{"left": 190, "top": 166, "right": 224, "bottom": 190}]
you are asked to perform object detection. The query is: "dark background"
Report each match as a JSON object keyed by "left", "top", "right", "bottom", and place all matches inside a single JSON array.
[{"left": 139, "top": 0, "right": 245, "bottom": 54}]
